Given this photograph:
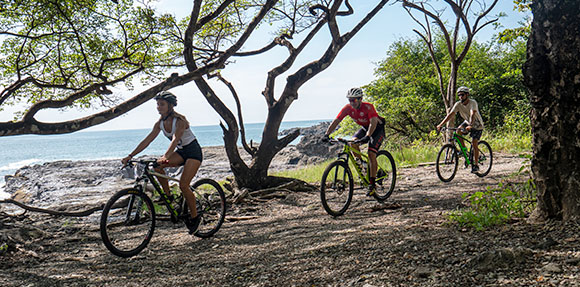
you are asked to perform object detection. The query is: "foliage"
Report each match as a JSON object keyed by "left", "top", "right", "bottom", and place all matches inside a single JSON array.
[
  {"left": 365, "top": 37, "right": 443, "bottom": 142},
  {"left": 1, "top": 0, "right": 173, "bottom": 111},
  {"left": 0, "top": 0, "right": 258, "bottom": 114},
  {"left": 272, "top": 160, "right": 332, "bottom": 184},
  {"left": 448, "top": 158, "right": 536, "bottom": 231},
  {"left": 384, "top": 138, "right": 439, "bottom": 167},
  {"left": 366, "top": 33, "right": 529, "bottom": 143}
]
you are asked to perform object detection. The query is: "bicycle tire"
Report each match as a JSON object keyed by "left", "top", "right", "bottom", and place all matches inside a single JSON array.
[
  {"left": 180, "top": 179, "right": 226, "bottom": 238},
  {"left": 320, "top": 160, "right": 354, "bottom": 216},
  {"left": 372, "top": 150, "right": 397, "bottom": 202},
  {"left": 100, "top": 188, "right": 156, "bottom": 258},
  {"left": 436, "top": 144, "right": 459, "bottom": 182},
  {"left": 473, "top": 140, "right": 493, "bottom": 177}
]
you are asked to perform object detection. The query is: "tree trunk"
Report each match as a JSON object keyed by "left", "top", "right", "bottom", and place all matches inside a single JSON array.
[{"left": 524, "top": 0, "right": 580, "bottom": 221}]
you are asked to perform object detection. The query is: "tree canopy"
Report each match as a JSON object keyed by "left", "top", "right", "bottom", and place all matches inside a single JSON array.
[{"left": 364, "top": 33, "right": 528, "bottom": 143}]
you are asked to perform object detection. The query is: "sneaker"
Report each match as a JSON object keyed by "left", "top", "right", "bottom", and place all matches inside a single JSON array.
[
  {"left": 184, "top": 215, "right": 201, "bottom": 234},
  {"left": 471, "top": 165, "right": 480, "bottom": 173}
]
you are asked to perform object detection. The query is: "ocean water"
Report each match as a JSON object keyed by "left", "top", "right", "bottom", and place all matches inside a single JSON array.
[{"left": 0, "top": 119, "right": 327, "bottom": 199}]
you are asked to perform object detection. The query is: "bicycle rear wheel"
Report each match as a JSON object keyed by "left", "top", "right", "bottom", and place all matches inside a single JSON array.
[
  {"left": 436, "top": 144, "right": 459, "bottom": 182},
  {"left": 320, "top": 160, "right": 354, "bottom": 216},
  {"left": 181, "top": 179, "right": 226, "bottom": 238},
  {"left": 373, "top": 150, "right": 397, "bottom": 202},
  {"left": 473, "top": 140, "right": 493, "bottom": 177},
  {"left": 100, "top": 188, "right": 155, "bottom": 258}
]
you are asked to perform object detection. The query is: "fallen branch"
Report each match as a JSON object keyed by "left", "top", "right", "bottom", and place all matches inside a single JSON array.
[
  {"left": 0, "top": 199, "right": 104, "bottom": 217},
  {"left": 232, "top": 179, "right": 318, "bottom": 204},
  {"left": 226, "top": 215, "right": 260, "bottom": 222}
]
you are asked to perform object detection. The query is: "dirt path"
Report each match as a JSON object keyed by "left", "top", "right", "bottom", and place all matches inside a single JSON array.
[{"left": 1, "top": 154, "right": 579, "bottom": 287}]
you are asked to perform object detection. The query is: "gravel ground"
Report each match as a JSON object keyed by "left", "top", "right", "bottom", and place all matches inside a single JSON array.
[{"left": 1, "top": 153, "right": 579, "bottom": 287}]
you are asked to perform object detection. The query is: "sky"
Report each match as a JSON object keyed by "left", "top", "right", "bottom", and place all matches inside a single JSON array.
[{"left": 0, "top": 1, "right": 530, "bottom": 132}]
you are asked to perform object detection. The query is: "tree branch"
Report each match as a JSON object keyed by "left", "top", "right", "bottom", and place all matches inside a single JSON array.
[
  {"left": 212, "top": 73, "right": 256, "bottom": 156},
  {"left": 0, "top": 199, "right": 104, "bottom": 217}
]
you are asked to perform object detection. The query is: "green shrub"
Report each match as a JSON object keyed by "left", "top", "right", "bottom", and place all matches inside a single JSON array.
[{"left": 447, "top": 178, "right": 536, "bottom": 231}]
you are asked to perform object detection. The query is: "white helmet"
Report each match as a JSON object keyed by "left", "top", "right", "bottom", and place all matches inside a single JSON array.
[
  {"left": 346, "top": 87, "right": 364, "bottom": 98},
  {"left": 457, "top": 86, "right": 470, "bottom": 94}
]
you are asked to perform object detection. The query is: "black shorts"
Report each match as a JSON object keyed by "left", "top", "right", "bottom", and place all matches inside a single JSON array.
[
  {"left": 458, "top": 122, "right": 483, "bottom": 140},
  {"left": 353, "top": 121, "right": 385, "bottom": 154},
  {"left": 175, "top": 140, "right": 203, "bottom": 165}
]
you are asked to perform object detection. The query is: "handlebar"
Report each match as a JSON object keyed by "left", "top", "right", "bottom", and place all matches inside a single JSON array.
[
  {"left": 122, "top": 158, "right": 160, "bottom": 169},
  {"left": 325, "top": 137, "right": 355, "bottom": 145},
  {"left": 437, "top": 126, "right": 466, "bottom": 135}
]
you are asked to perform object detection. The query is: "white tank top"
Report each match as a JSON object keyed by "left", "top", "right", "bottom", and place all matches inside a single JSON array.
[{"left": 160, "top": 117, "right": 196, "bottom": 148}]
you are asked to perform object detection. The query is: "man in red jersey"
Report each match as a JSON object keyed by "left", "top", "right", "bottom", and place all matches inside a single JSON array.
[{"left": 324, "top": 87, "right": 386, "bottom": 194}]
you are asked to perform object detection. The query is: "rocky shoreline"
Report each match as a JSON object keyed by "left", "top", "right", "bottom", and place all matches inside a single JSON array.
[{"left": 1, "top": 122, "right": 339, "bottom": 211}]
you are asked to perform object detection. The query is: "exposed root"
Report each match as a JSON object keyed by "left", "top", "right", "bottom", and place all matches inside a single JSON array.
[
  {"left": 0, "top": 199, "right": 103, "bottom": 217},
  {"left": 231, "top": 179, "right": 318, "bottom": 204}
]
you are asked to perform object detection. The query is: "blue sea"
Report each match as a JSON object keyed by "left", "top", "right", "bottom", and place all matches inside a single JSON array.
[{"left": 0, "top": 119, "right": 327, "bottom": 198}]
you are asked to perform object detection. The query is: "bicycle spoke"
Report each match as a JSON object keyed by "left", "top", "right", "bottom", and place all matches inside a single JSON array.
[
  {"left": 373, "top": 150, "right": 396, "bottom": 202},
  {"left": 186, "top": 179, "right": 226, "bottom": 238},
  {"left": 320, "top": 161, "right": 353, "bottom": 216},
  {"left": 100, "top": 189, "right": 155, "bottom": 257},
  {"left": 474, "top": 141, "right": 493, "bottom": 177},
  {"left": 436, "top": 144, "right": 458, "bottom": 182}
]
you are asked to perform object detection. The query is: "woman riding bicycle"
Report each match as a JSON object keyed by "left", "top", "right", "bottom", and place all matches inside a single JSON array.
[
  {"left": 324, "top": 87, "right": 386, "bottom": 195},
  {"left": 121, "top": 91, "right": 202, "bottom": 234}
]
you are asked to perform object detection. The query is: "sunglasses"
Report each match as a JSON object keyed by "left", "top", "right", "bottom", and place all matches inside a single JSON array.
[
  {"left": 348, "top": 98, "right": 359, "bottom": 102},
  {"left": 458, "top": 93, "right": 467, "bottom": 97}
]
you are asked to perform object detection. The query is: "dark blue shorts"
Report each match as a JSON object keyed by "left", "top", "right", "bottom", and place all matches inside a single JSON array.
[{"left": 176, "top": 140, "right": 203, "bottom": 164}]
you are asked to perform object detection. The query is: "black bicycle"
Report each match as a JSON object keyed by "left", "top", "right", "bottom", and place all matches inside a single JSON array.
[{"left": 100, "top": 159, "right": 226, "bottom": 257}]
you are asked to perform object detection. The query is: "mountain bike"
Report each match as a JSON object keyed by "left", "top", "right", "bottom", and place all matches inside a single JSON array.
[
  {"left": 436, "top": 127, "right": 493, "bottom": 182},
  {"left": 100, "top": 159, "right": 226, "bottom": 257},
  {"left": 320, "top": 138, "right": 396, "bottom": 216}
]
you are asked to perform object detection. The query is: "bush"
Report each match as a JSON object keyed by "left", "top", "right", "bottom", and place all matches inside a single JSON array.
[{"left": 447, "top": 177, "right": 536, "bottom": 231}]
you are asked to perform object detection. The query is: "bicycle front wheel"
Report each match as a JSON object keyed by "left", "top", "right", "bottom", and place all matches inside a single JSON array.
[
  {"left": 320, "top": 160, "right": 354, "bottom": 216},
  {"left": 373, "top": 150, "right": 397, "bottom": 202},
  {"left": 436, "top": 144, "right": 459, "bottom": 182},
  {"left": 100, "top": 188, "right": 155, "bottom": 258},
  {"left": 473, "top": 140, "right": 493, "bottom": 177},
  {"left": 182, "top": 179, "right": 226, "bottom": 238}
]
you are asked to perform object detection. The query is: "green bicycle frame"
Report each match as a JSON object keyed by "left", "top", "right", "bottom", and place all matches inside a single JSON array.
[
  {"left": 141, "top": 168, "right": 181, "bottom": 218},
  {"left": 339, "top": 144, "right": 371, "bottom": 185},
  {"left": 450, "top": 131, "right": 473, "bottom": 166}
]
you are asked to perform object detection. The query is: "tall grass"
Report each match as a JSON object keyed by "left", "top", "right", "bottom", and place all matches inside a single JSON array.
[
  {"left": 490, "top": 131, "right": 532, "bottom": 154},
  {"left": 272, "top": 129, "right": 531, "bottom": 184},
  {"left": 386, "top": 142, "right": 439, "bottom": 167},
  {"left": 272, "top": 160, "right": 332, "bottom": 184}
]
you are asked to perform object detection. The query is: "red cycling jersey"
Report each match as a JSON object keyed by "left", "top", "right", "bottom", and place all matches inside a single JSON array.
[{"left": 336, "top": 102, "right": 380, "bottom": 128}]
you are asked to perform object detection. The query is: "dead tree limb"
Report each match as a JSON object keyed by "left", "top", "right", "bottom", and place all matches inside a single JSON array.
[{"left": 0, "top": 199, "right": 103, "bottom": 217}]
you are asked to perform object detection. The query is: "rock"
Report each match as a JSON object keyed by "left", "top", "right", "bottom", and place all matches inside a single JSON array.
[
  {"left": 467, "top": 247, "right": 533, "bottom": 272},
  {"left": 413, "top": 267, "right": 433, "bottom": 278},
  {"left": 279, "top": 121, "right": 342, "bottom": 164},
  {"left": 532, "top": 236, "right": 558, "bottom": 250},
  {"left": 564, "top": 258, "right": 580, "bottom": 266},
  {"left": 2, "top": 122, "right": 334, "bottom": 211},
  {"left": 542, "top": 263, "right": 563, "bottom": 273}
]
